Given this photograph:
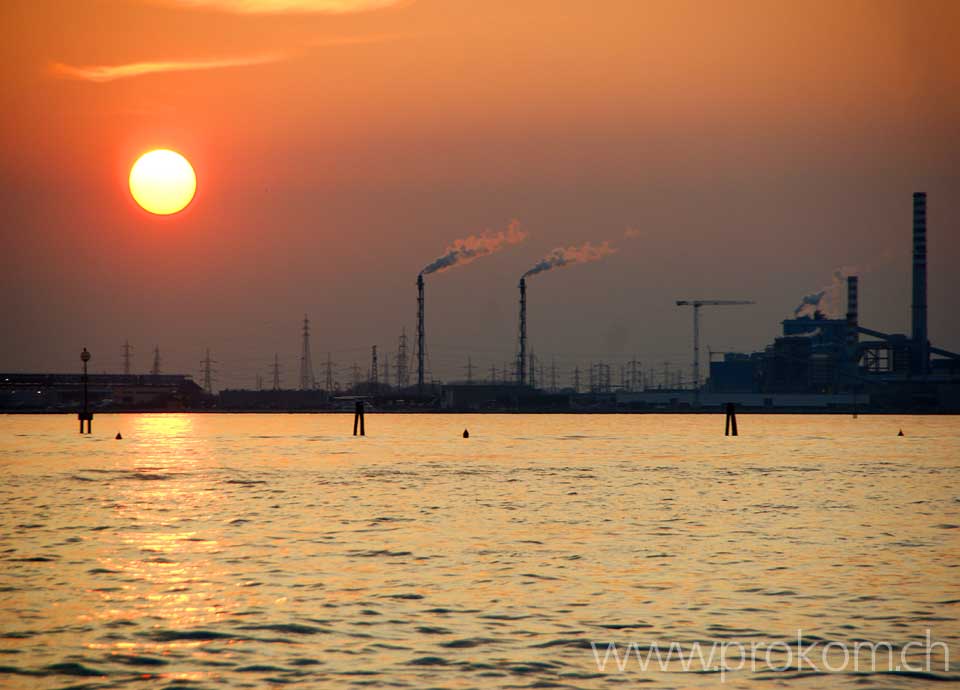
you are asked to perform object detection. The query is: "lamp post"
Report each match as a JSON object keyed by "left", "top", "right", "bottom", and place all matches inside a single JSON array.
[{"left": 79, "top": 347, "right": 93, "bottom": 434}]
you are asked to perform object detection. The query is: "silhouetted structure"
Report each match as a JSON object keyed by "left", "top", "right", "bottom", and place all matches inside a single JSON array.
[
  {"left": 706, "top": 193, "right": 959, "bottom": 403},
  {"left": 416, "top": 274, "right": 425, "bottom": 392},
  {"left": 299, "top": 315, "right": 315, "bottom": 390},
  {"left": 271, "top": 354, "right": 281, "bottom": 390},
  {"left": 676, "top": 299, "right": 754, "bottom": 405},
  {"left": 353, "top": 400, "right": 365, "bottom": 436},
  {"left": 396, "top": 328, "right": 409, "bottom": 388},
  {"left": 200, "top": 348, "right": 216, "bottom": 394},
  {"left": 911, "top": 192, "right": 928, "bottom": 375},
  {"left": 78, "top": 348, "right": 92, "bottom": 433},
  {"left": 517, "top": 277, "right": 527, "bottom": 386},
  {"left": 724, "top": 402, "right": 738, "bottom": 436}
]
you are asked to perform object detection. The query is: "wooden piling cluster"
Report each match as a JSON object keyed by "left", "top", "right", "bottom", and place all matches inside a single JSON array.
[
  {"left": 724, "top": 402, "right": 738, "bottom": 437},
  {"left": 353, "top": 400, "right": 365, "bottom": 436}
]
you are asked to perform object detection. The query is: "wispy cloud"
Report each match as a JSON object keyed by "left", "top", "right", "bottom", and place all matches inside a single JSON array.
[
  {"left": 51, "top": 53, "right": 285, "bottom": 83},
  {"left": 149, "top": 0, "right": 410, "bottom": 14},
  {"left": 50, "top": 33, "right": 407, "bottom": 83}
]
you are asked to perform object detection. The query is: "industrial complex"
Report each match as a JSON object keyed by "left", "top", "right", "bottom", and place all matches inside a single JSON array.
[{"left": 4, "top": 193, "right": 958, "bottom": 414}]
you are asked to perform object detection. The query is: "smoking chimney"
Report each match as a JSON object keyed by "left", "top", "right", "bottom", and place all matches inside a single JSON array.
[
  {"left": 846, "top": 275, "right": 859, "bottom": 355},
  {"left": 416, "top": 274, "right": 425, "bottom": 391},
  {"left": 911, "top": 192, "right": 928, "bottom": 374},
  {"left": 517, "top": 278, "right": 527, "bottom": 386}
]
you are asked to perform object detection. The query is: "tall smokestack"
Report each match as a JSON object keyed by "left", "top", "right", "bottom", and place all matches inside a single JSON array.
[
  {"left": 416, "top": 274, "right": 425, "bottom": 391},
  {"left": 911, "top": 192, "right": 928, "bottom": 374},
  {"left": 846, "top": 275, "right": 859, "bottom": 355},
  {"left": 517, "top": 278, "right": 527, "bottom": 386}
]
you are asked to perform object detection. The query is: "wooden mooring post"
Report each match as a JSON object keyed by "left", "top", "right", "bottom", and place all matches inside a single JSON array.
[
  {"left": 78, "top": 348, "right": 93, "bottom": 434},
  {"left": 353, "top": 400, "right": 365, "bottom": 436},
  {"left": 724, "top": 402, "right": 738, "bottom": 437}
]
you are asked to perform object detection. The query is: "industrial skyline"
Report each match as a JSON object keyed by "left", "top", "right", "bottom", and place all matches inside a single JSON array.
[
  {"left": 56, "top": 190, "right": 955, "bottom": 395},
  {"left": 4, "top": 1, "right": 959, "bottom": 391}
]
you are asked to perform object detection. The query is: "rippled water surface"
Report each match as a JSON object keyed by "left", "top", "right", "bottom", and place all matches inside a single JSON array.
[{"left": 1, "top": 413, "right": 958, "bottom": 688}]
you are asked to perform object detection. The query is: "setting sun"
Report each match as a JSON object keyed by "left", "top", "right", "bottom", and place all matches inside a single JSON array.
[{"left": 129, "top": 149, "right": 196, "bottom": 215}]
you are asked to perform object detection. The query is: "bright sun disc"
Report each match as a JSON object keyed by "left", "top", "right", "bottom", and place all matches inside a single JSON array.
[{"left": 129, "top": 149, "right": 196, "bottom": 215}]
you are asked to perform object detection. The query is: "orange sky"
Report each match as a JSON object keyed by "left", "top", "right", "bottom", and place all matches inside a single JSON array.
[{"left": 2, "top": 0, "right": 958, "bottom": 386}]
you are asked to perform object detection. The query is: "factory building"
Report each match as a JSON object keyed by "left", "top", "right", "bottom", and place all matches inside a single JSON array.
[
  {"left": 1, "top": 373, "right": 206, "bottom": 411},
  {"left": 708, "top": 192, "right": 959, "bottom": 407}
]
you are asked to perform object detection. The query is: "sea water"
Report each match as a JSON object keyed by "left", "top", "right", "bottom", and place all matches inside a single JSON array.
[{"left": 1, "top": 413, "right": 958, "bottom": 688}]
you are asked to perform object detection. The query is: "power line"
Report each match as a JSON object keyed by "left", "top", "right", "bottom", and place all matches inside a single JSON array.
[{"left": 122, "top": 340, "right": 132, "bottom": 375}]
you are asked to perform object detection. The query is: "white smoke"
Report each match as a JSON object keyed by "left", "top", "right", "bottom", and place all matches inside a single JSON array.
[
  {"left": 422, "top": 220, "right": 526, "bottom": 275},
  {"left": 792, "top": 266, "right": 858, "bottom": 318},
  {"left": 522, "top": 241, "right": 616, "bottom": 279}
]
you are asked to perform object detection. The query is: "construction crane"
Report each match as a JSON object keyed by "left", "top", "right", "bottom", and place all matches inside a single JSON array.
[{"left": 675, "top": 299, "right": 755, "bottom": 404}]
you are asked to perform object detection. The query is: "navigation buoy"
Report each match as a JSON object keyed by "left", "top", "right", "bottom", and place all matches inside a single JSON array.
[
  {"left": 115, "top": 432, "right": 122, "bottom": 440},
  {"left": 898, "top": 429, "right": 904, "bottom": 437},
  {"left": 462, "top": 429, "right": 470, "bottom": 438}
]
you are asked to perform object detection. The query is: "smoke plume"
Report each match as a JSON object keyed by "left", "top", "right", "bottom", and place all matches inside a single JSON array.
[
  {"left": 422, "top": 220, "right": 526, "bottom": 275},
  {"left": 793, "top": 290, "right": 826, "bottom": 318},
  {"left": 522, "top": 241, "right": 616, "bottom": 278},
  {"left": 792, "top": 266, "right": 858, "bottom": 318}
]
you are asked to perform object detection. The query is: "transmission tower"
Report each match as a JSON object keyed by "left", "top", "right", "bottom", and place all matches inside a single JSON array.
[
  {"left": 572, "top": 366, "right": 581, "bottom": 393},
  {"left": 489, "top": 364, "right": 497, "bottom": 383},
  {"left": 324, "top": 353, "right": 334, "bottom": 392},
  {"left": 465, "top": 356, "right": 474, "bottom": 384},
  {"left": 629, "top": 357, "right": 641, "bottom": 392},
  {"left": 351, "top": 362, "right": 362, "bottom": 390},
  {"left": 122, "top": 340, "right": 132, "bottom": 375},
  {"left": 271, "top": 353, "right": 281, "bottom": 390},
  {"left": 549, "top": 358, "right": 558, "bottom": 392},
  {"left": 396, "top": 328, "right": 409, "bottom": 389},
  {"left": 151, "top": 346, "right": 161, "bottom": 376},
  {"left": 528, "top": 350, "right": 536, "bottom": 388},
  {"left": 370, "top": 346, "right": 378, "bottom": 386},
  {"left": 200, "top": 348, "right": 216, "bottom": 394},
  {"left": 299, "top": 315, "right": 315, "bottom": 390},
  {"left": 382, "top": 359, "right": 390, "bottom": 388}
]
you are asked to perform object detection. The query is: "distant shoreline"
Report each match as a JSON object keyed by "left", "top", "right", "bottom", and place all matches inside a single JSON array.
[{"left": 3, "top": 409, "right": 956, "bottom": 416}]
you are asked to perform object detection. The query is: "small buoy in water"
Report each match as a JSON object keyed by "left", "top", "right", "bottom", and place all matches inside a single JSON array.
[
  {"left": 462, "top": 429, "right": 470, "bottom": 438},
  {"left": 115, "top": 432, "right": 122, "bottom": 440},
  {"left": 898, "top": 429, "right": 904, "bottom": 437}
]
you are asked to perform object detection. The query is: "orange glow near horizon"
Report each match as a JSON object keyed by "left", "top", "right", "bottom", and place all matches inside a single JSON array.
[{"left": 129, "top": 150, "right": 197, "bottom": 215}]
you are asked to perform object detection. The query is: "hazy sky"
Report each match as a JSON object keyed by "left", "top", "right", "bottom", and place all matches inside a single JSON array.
[{"left": 3, "top": 0, "right": 958, "bottom": 389}]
